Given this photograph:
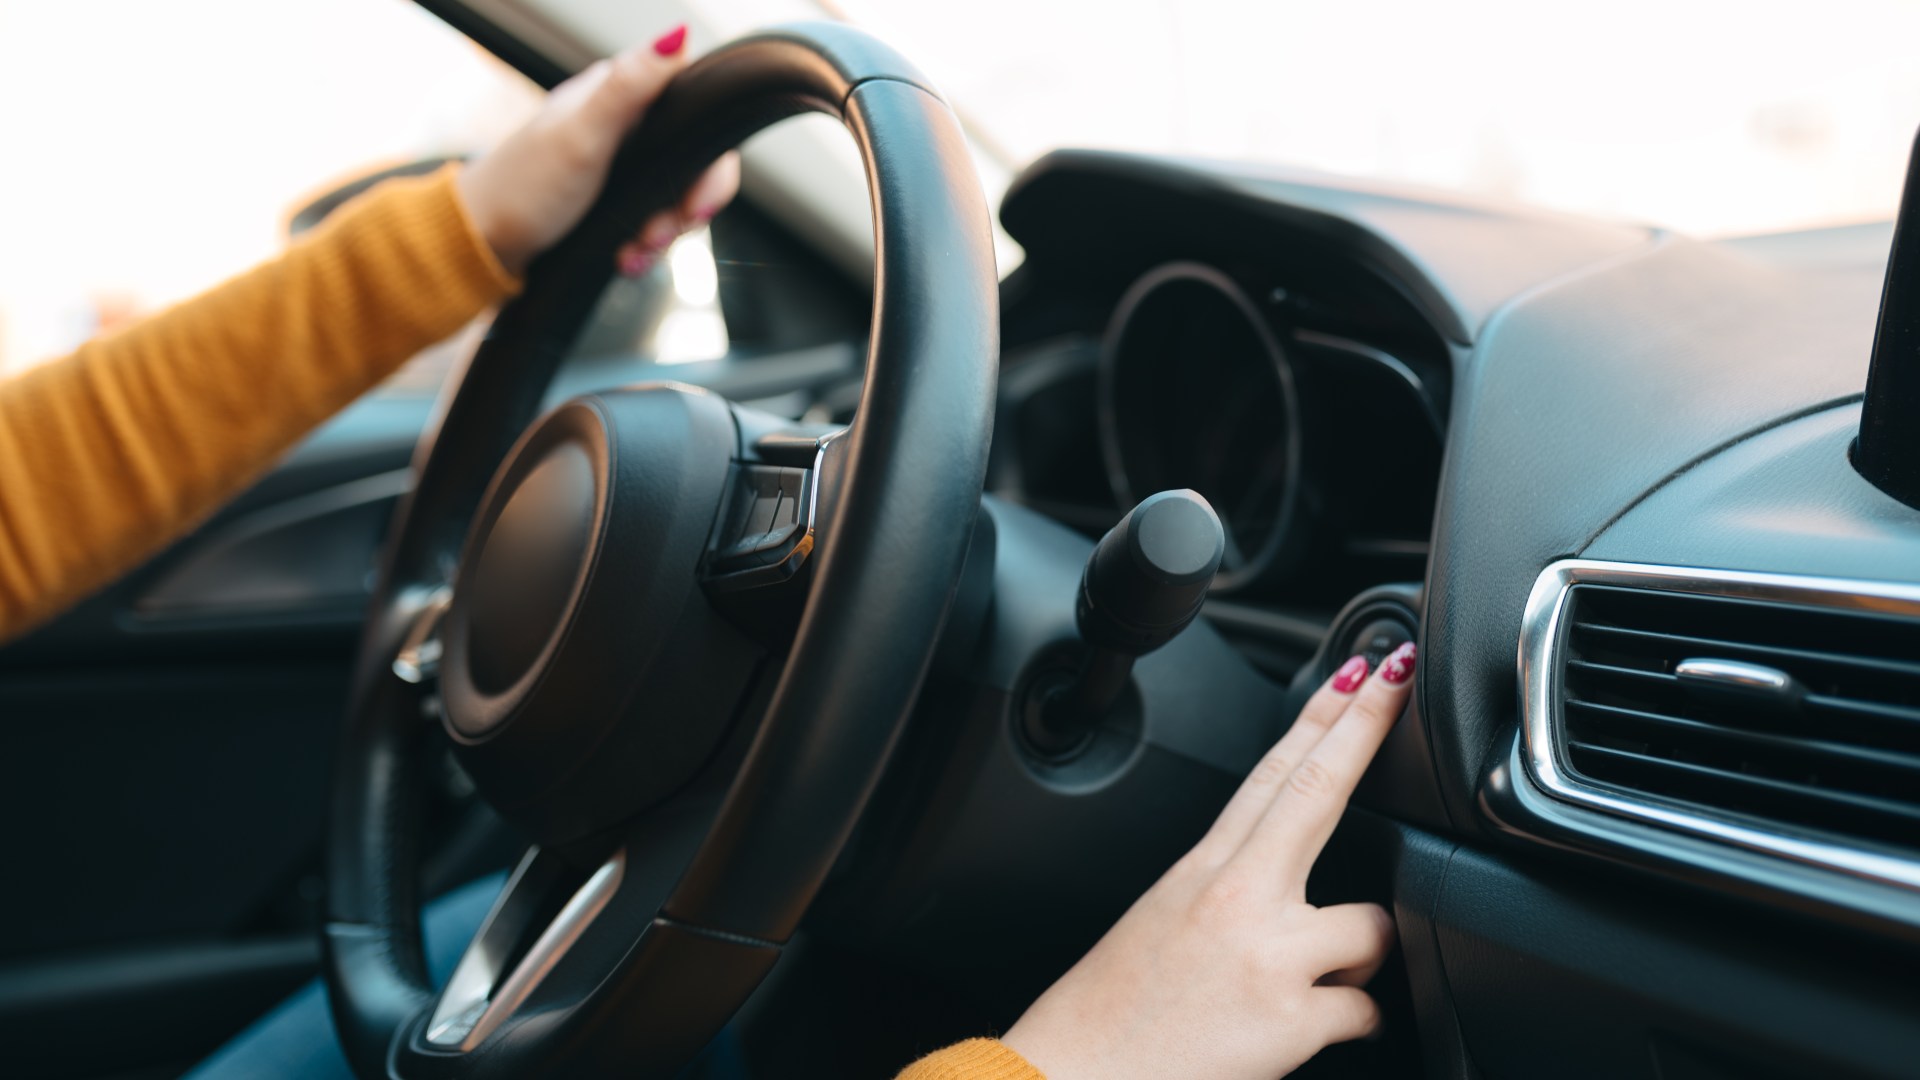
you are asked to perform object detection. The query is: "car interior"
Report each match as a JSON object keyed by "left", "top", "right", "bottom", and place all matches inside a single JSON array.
[{"left": 4, "top": 2, "right": 1919, "bottom": 1079}]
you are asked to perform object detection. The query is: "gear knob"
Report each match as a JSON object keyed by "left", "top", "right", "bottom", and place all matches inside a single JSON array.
[
  {"left": 1078, "top": 489, "right": 1226, "bottom": 655},
  {"left": 1023, "top": 490, "right": 1225, "bottom": 759}
]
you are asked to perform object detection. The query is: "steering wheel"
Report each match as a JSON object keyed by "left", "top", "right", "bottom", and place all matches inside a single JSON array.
[{"left": 323, "top": 24, "right": 996, "bottom": 1078}]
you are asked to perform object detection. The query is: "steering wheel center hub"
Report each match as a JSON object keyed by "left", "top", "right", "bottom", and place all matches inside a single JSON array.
[
  {"left": 439, "top": 385, "right": 757, "bottom": 844},
  {"left": 461, "top": 439, "right": 599, "bottom": 701}
]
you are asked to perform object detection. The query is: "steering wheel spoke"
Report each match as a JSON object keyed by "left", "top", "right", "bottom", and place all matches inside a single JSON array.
[
  {"left": 422, "top": 847, "right": 609, "bottom": 1051},
  {"left": 409, "top": 787, "right": 740, "bottom": 1064}
]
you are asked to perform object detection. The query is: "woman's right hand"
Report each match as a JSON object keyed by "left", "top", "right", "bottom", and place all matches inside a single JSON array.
[{"left": 1002, "top": 643, "right": 1417, "bottom": 1080}]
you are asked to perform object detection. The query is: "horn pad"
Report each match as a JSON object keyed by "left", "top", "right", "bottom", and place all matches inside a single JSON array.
[{"left": 440, "top": 385, "right": 761, "bottom": 844}]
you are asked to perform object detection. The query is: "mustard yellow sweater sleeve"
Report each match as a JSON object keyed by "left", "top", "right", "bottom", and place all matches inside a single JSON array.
[
  {"left": 0, "top": 165, "right": 518, "bottom": 642},
  {"left": 896, "top": 1039, "right": 1044, "bottom": 1080}
]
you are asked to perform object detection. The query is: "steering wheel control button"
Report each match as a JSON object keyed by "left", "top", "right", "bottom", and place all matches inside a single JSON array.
[
  {"left": 750, "top": 428, "right": 839, "bottom": 466},
  {"left": 704, "top": 427, "right": 844, "bottom": 600},
  {"left": 711, "top": 465, "right": 810, "bottom": 571}
]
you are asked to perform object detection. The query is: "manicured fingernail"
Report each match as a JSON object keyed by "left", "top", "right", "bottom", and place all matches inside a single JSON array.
[
  {"left": 1331, "top": 655, "right": 1370, "bottom": 693},
  {"left": 652, "top": 24, "right": 688, "bottom": 57},
  {"left": 1380, "top": 642, "right": 1417, "bottom": 685},
  {"left": 618, "top": 248, "right": 653, "bottom": 277}
]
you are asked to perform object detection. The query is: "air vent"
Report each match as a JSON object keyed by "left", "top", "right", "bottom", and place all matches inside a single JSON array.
[{"left": 1556, "top": 583, "right": 1920, "bottom": 857}]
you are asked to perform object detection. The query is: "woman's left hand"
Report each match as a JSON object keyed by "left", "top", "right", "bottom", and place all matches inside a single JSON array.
[{"left": 455, "top": 24, "right": 741, "bottom": 278}]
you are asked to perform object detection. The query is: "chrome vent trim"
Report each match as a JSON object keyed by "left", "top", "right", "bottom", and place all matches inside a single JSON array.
[{"left": 1520, "top": 559, "right": 1920, "bottom": 893}]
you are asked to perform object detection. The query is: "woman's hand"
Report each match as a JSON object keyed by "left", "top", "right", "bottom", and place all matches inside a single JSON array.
[
  {"left": 456, "top": 25, "right": 742, "bottom": 278},
  {"left": 1003, "top": 643, "right": 1418, "bottom": 1080}
]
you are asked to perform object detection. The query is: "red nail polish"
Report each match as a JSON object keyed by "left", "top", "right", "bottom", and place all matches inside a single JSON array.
[
  {"left": 1331, "top": 655, "right": 1369, "bottom": 693},
  {"left": 1380, "top": 642, "right": 1417, "bottom": 685},
  {"left": 618, "top": 249, "right": 653, "bottom": 277},
  {"left": 651, "top": 24, "right": 687, "bottom": 57}
]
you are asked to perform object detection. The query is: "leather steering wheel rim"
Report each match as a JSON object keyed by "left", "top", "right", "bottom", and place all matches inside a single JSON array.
[{"left": 323, "top": 23, "right": 997, "bottom": 1078}]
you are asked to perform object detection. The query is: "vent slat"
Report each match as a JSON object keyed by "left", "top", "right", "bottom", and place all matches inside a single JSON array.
[
  {"left": 1564, "top": 658, "right": 1674, "bottom": 685},
  {"left": 1563, "top": 699, "right": 1920, "bottom": 785},
  {"left": 1568, "top": 742, "right": 1920, "bottom": 846},
  {"left": 1804, "top": 693, "right": 1920, "bottom": 729},
  {"left": 1557, "top": 583, "right": 1920, "bottom": 858},
  {"left": 1571, "top": 620, "right": 1920, "bottom": 682},
  {"left": 1566, "top": 656, "right": 1920, "bottom": 751}
]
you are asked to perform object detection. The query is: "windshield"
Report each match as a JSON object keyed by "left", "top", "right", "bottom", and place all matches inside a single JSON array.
[{"left": 834, "top": 0, "right": 1920, "bottom": 237}]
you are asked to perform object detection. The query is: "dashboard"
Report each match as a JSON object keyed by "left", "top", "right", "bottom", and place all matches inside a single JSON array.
[
  {"left": 987, "top": 155, "right": 1488, "bottom": 676},
  {"left": 987, "top": 146, "right": 1908, "bottom": 841},
  {"left": 975, "top": 148, "right": 1920, "bottom": 1076},
  {"left": 1001, "top": 258, "right": 1444, "bottom": 604}
]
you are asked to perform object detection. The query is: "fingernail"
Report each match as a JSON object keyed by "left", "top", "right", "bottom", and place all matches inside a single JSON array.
[
  {"left": 1380, "top": 642, "right": 1417, "bottom": 685},
  {"left": 618, "top": 248, "right": 653, "bottom": 277},
  {"left": 651, "top": 24, "right": 688, "bottom": 57},
  {"left": 1331, "top": 655, "right": 1370, "bottom": 693}
]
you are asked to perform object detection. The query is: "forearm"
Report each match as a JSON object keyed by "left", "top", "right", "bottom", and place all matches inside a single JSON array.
[{"left": 0, "top": 166, "right": 517, "bottom": 641}]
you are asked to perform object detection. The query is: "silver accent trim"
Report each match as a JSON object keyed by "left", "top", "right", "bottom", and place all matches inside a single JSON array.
[
  {"left": 1520, "top": 558, "right": 1920, "bottom": 893},
  {"left": 392, "top": 586, "right": 454, "bottom": 684},
  {"left": 793, "top": 430, "right": 837, "bottom": 574},
  {"left": 424, "top": 848, "right": 625, "bottom": 1051},
  {"left": 1289, "top": 328, "right": 1444, "bottom": 436},
  {"left": 1673, "top": 657, "right": 1805, "bottom": 700}
]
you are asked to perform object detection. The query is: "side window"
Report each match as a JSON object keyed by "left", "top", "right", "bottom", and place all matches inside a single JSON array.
[
  {"left": 0, "top": 0, "right": 541, "bottom": 379},
  {"left": 0, "top": 1, "right": 873, "bottom": 407}
]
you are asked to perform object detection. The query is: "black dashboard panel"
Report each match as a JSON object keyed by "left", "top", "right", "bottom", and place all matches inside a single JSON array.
[
  {"left": 1583, "top": 402, "right": 1919, "bottom": 581},
  {"left": 986, "top": 148, "right": 1920, "bottom": 1077},
  {"left": 992, "top": 152, "right": 1513, "bottom": 635},
  {"left": 1426, "top": 230, "right": 1888, "bottom": 827},
  {"left": 999, "top": 149, "right": 1651, "bottom": 347},
  {"left": 1100, "top": 262, "right": 1306, "bottom": 590}
]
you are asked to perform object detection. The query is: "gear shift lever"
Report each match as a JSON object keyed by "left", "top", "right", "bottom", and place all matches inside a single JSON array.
[{"left": 1023, "top": 489, "right": 1226, "bottom": 757}]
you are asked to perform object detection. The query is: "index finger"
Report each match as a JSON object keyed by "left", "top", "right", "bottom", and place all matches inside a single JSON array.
[
  {"left": 1242, "top": 642, "right": 1416, "bottom": 887},
  {"left": 1187, "top": 654, "right": 1371, "bottom": 868}
]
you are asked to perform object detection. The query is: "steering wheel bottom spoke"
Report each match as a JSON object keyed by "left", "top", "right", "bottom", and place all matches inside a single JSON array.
[
  {"left": 403, "top": 788, "right": 763, "bottom": 1072},
  {"left": 424, "top": 848, "right": 622, "bottom": 1051}
]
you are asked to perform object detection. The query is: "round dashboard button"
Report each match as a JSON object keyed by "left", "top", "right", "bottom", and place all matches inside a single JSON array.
[{"left": 1348, "top": 617, "right": 1412, "bottom": 670}]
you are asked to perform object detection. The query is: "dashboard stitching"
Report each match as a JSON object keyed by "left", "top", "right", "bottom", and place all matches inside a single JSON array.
[{"left": 1570, "top": 393, "right": 1866, "bottom": 553}]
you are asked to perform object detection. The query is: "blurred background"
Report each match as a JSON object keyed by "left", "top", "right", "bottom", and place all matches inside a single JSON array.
[{"left": 5, "top": 0, "right": 1920, "bottom": 375}]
